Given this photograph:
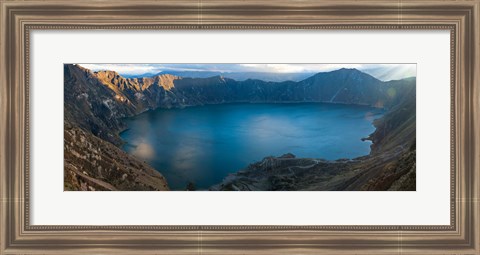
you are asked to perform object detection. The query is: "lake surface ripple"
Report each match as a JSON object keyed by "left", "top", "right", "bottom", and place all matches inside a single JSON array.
[{"left": 120, "top": 103, "right": 383, "bottom": 190}]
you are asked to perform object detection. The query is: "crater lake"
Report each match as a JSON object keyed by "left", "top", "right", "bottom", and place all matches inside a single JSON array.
[{"left": 119, "top": 103, "right": 383, "bottom": 190}]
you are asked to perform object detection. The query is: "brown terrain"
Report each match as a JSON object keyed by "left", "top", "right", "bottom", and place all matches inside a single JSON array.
[{"left": 64, "top": 123, "right": 169, "bottom": 191}]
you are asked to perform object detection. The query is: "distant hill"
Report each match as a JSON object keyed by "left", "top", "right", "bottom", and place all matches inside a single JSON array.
[{"left": 123, "top": 71, "right": 316, "bottom": 82}]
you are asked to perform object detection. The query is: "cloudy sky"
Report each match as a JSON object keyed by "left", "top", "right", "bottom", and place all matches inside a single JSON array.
[{"left": 78, "top": 63, "right": 416, "bottom": 81}]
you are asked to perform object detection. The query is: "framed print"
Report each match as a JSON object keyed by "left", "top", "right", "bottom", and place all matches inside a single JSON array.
[{"left": 1, "top": 0, "right": 479, "bottom": 254}]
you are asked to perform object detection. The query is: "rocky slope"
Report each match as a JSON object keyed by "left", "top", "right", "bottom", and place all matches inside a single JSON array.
[
  {"left": 64, "top": 65, "right": 176, "bottom": 190},
  {"left": 64, "top": 64, "right": 182, "bottom": 145},
  {"left": 209, "top": 144, "right": 415, "bottom": 191},
  {"left": 64, "top": 64, "right": 416, "bottom": 191},
  {"left": 64, "top": 123, "right": 169, "bottom": 191}
]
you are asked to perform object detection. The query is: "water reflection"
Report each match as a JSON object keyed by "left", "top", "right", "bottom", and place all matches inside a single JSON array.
[{"left": 133, "top": 143, "right": 155, "bottom": 160}]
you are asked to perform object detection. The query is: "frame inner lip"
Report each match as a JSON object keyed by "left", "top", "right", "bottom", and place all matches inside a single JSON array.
[{"left": 20, "top": 24, "right": 458, "bottom": 231}]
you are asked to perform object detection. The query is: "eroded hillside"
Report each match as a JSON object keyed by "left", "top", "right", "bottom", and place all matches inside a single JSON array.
[{"left": 64, "top": 123, "right": 169, "bottom": 191}]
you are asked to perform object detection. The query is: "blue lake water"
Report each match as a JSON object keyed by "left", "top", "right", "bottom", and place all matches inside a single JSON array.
[{"left": 120, "top": 103, "right": 383, "bottom": 190}]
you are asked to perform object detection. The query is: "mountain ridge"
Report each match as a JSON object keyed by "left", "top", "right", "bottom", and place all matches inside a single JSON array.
[
  {"left": 120, "top": 67, "right": 415, "bottom": 83},
  {"left": 124, "top": 70, "right": 317, "bottom": 82}
]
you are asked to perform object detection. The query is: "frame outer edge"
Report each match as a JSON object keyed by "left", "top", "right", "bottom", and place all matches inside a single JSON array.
[
  {"left": 473, "top": 0, "right": 480, "bottom": 253},
  {"left": 0, "top": 1, "right": 13, "bottom": 254},
  {"left": 1, "top": 0, "right": 479, "bottom": 254},
  {"left": 0, "top": 1, "right": 6, "bottom": 254}
]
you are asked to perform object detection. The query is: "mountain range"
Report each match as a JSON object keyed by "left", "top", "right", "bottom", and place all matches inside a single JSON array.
[
  {"left": 123, "top": 71, "right": 317, "bottom": 82},
  {"left": 64, "top": 64, "right": 416, "bottom": 191}
]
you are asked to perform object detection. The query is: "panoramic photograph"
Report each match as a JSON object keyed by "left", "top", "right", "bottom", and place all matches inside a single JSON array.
[{"left": 64, "top": 63, "right": 416, "bottom": 191}]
